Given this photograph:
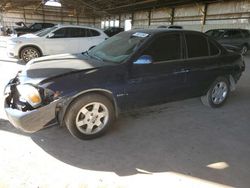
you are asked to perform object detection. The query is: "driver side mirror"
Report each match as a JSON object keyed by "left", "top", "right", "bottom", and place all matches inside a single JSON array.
[
  {"left": 133, "top": 55, "right": 153, "bottom": 65},
  {"left": 47, "top": 33, "right": 55, "bottom": 38}
]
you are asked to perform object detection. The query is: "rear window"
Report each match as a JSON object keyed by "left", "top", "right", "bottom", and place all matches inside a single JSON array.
[{"left": 186, "top": 33, "right": 209, "bottom": 58}]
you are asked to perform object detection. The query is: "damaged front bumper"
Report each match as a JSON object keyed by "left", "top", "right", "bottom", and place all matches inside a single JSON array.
[
  {"left": 4, "top": 99, "right": 59, "bottom": 133},
  {"left": 4, "top": 78, "right": 60, "bottom": 133}
]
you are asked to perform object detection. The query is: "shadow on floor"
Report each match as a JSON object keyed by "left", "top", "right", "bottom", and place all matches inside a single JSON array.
[
  {"left": 0, "top": 56, "right": 249, "bottom": 187},
  {"left": 1, "top": 87, "right": 250, "bottom": 187}
]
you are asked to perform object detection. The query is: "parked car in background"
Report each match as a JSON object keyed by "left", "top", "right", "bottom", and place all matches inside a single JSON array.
[
  {"left": 4, "top": 29, "right": 245, "bottom": 140},
  {"left": 7, "top": 25, "right": 108, "bottom": 62},
  {"left": 104, "top": 27, "right": 124, "bottom": 37},
  {"left": 205, "top": 28, "right": 250, "bottom": 55},
  {"left": 158, "top": 25, "right": 183, "bottom": 29},
  {"left": 14, "top": 22, "right": 55, "bottom": 36},
  {"left": 0, "top": 25, "right": 13, "bottom": 36},
  {"left": 221, "top": 44, "right": 242, "bottom": 54}
]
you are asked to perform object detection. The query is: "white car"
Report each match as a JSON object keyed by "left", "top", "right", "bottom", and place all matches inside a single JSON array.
[{"left": 6, "top": 25, "right": 108, "bottom": 62}]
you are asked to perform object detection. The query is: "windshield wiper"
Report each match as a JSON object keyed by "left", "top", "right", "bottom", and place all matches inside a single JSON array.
[
  {"left": 82, "top": 50, "right": 90, "bottom": 56},
  {"left": 91, "top": 54, "right": 104, "bottom": 62},
  {"left": 82, "top": 51, "right": 104, "bottom": 62}
]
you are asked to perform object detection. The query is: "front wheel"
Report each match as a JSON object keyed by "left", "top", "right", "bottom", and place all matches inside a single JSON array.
[
  {"left": 201, "top": 77, "right": 230, "bottom": 108},
  {"left": 64, "top": 94, "right": 115, "bottom": 140},
  {"left": 20, "top": 46, "right": 41, "bottom": 63}
]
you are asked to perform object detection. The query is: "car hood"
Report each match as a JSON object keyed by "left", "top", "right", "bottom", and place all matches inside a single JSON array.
[
  {"left": 20, "top": 33, "right": 39, "bottom": 38},
  {"left": 18, "top": 53, "right": 114, "bottom": 84},
  {"left": 8, "top": 34, "right": 39, "bottom": 43},
  {"left": 16, "top": 33, "right": 39, "bottom": 39}
]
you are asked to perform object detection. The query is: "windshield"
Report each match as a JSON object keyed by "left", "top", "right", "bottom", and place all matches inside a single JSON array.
[
  {"left": 88, "top": 31, "right": 149, "bottom": 64},
  {"left": 36, "top": 26, "right": 57, "bottom": 37}
]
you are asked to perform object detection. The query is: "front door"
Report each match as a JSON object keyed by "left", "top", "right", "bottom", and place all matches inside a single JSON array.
[{"left": 125, "top": 33, "right": 188, "bottom": 109}]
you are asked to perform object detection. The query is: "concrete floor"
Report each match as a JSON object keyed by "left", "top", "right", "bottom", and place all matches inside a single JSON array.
[{"left": 0, "top": 45, "right": 250, "bottom": 188}]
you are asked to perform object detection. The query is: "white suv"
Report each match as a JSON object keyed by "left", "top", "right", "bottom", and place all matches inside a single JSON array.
[{"left": 7, "top": 25, "right": 108, "bottom": 62}]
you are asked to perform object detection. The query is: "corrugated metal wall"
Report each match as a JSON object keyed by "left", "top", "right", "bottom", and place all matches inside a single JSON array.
[
  {"left": 1, "top": 0, "right": 250, "bottom": 31},
  {"left": 0, "top": 5, "right": 99, "bottom": 29},
  {"left": 124, "top": 0, "right": 250, "bottom": 31}
]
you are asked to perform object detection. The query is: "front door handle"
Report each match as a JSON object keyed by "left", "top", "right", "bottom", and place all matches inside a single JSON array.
[
  {"left": 175, "top": 69, "right": 190, "bottom": 74},
  {"left": 128, "top": 78, "right": 143, "bottom": 84}
]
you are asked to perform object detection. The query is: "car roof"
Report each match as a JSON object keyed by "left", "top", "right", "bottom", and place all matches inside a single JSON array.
[
  {"left": 206, "top": 28, "right": 249, "bottom": 31},
  {"left": 56, "top": 24, "right": 104, "bottom": 32},
  {"left": 127, "top": 28, "right": 204, "bottom": 36}
]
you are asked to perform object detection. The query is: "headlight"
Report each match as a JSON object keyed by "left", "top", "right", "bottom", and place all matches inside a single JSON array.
[{"left": 17, "top": 84, "right": 42, "bottom": 108}]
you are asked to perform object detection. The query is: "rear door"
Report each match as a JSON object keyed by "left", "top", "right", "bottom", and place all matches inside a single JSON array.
[
  {"left": 183, "top": 32, "right": 221, "bottom": 97},
  {"left": 125, "top": 32, "right": 188, "bottom": 108}
]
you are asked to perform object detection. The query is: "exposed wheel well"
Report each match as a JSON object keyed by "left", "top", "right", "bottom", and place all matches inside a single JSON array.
[{"left": 19, "top": 45, "right": 43, "bottom": 58}]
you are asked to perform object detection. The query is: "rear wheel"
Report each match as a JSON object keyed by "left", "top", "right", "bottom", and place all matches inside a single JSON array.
[
  {"left": 201, "top": 77, "right": 230, "bottom": 108},
  {"left": 20, "top": 46, "right": 41, "bottom": 63},
  {"left": 64, "top": 94, "right": 115, "bottom": 140}
]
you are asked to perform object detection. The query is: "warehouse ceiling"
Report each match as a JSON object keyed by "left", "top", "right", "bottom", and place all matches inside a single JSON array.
[{"left": 0, "top": 0, "right": 228, "bottom": 16}]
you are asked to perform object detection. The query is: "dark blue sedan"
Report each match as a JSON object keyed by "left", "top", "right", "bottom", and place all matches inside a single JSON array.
[{"left": 4, "top": 29, "right": 245, "bottom": 139}]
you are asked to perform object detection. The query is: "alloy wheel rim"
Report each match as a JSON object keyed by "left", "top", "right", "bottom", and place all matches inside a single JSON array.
[
  {"left": 23, "top": 49, "right": 39, "bottom": 62},
  {"left": 211, "top": 81, "right": 228, "bottom": 104},
  {"left": 75, "top": 102, "right": 109, "bottom": 135}
]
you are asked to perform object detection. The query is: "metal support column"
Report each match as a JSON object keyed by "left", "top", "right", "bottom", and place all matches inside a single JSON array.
[
  {"left": 148, "top": 10, "right": 151, "bottom": 26},
  {"left": 170, "top": 7, "right": 175, "bottom": 25},
  {"left": 119, "top": 14, "right": 121, "bottom": 27},
  {"left": 201, "top": 4, "right": 208, "bottom": 32}
]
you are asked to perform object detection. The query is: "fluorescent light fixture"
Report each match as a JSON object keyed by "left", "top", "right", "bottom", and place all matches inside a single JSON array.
[
  {"left": 43, "top": 0, "right": 62, "bottom": 7},
  {"left": 206, "top": 162, "right": 229, "bottom": 170}
]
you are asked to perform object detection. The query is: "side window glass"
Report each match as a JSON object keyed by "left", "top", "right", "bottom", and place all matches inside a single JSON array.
[
  {"left": 241, "top": 30, "right": 250, "bottom": 38},
  {"left": 209, "top": 41, "right": 220, "bottom": 56},
  {"left": 223, "top": 31, "right": 231, "bottom": 38},
  {"left": 85, "top": 29, "right": 92, "bottom": 37},
  {"left": 186, "top": 33, "right": 209, "bottom": 58},
  {"left": 224, "top": 30, "right": 242, "bottom": 38},
  {"left": 142, "top": 33, "right": 182, "bottom": 62},
  {"left": 231, "top": 30, "right": 243, "bottom": 38},
  {"left": 90, "top": 29, "right": 100, "bottom": 37},
  {"left": 52, "top": 28, "right": 68, "bottom": 38},
  {"left": 80, "top": 28, "right": 87, "bottom": 37},
  {"left": 69, "top": 28, "right": 82, "bottom": 38},
  {"left": 32, "top": 24, "right": 42, "bottom": 30}
]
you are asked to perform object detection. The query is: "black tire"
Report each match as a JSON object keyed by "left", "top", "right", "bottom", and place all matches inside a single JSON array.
[
  {"left": 201, "top": 77, "right": 230, "bottom": 108},
  {"left": 64, "top": 94, "right": 115, "bottom": 140},
  {"left": 20, "top": 46, "right": 41, "bottom": 63}
]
